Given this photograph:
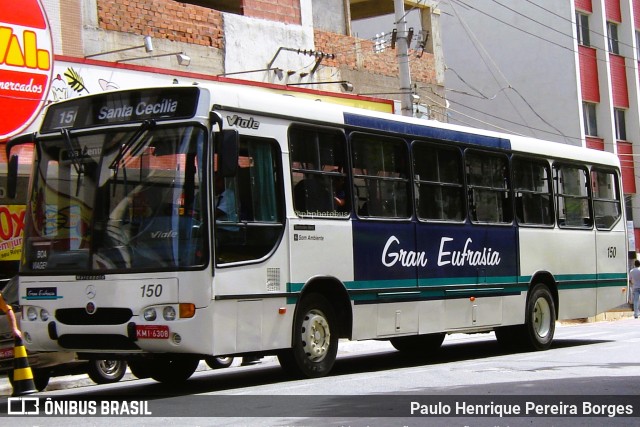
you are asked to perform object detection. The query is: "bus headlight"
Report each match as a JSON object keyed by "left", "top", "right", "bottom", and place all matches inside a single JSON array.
[
  {"left": 26, "top": 306, "right": 38, "bottom": 321},
  {"left": 163, "top": 306, "right": 176, "bottom": 321},
  {"left": 143, "top": 308, "right": 157, "bottom": 321},
  {"left": 40, "top": 309, "right": 49, "bottom": 321}
]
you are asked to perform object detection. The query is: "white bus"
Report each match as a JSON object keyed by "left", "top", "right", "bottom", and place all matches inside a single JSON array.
[{"left": 6, "top": 83, "right": 628, "bottom": 383}]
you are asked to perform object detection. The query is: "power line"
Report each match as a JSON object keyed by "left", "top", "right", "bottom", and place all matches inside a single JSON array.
[
  {"left": 447, "top": 0, "right": 640, "bottom": 73},
  {"left": 448, "top": 0, "right": 558, "bottom": 139}
]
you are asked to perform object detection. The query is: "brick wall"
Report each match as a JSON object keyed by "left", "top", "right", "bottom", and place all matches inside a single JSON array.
[
  {"left": 60, "top": 0, "right": 83, "bottom": 56},
  {"left": 95, "top": 2, "right": 437, "bottom": 85},
  {"left": 97, "top": 0, "right": 223, "bottom": 48},
  {"left": 243, "top": 0, "right": 301, "bottom": 25},
  {"left": 314, "top": 30, "right": 436, "bottom": 84}
]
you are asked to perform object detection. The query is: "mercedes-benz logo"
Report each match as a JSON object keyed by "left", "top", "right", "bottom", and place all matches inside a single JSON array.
[{"left": 86, "top": 285, "right": 96, "bottom": 300}]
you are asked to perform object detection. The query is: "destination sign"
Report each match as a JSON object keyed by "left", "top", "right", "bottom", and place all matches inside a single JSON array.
[{"left": 40, "top": 87, "right": 200, "bottom": 133}]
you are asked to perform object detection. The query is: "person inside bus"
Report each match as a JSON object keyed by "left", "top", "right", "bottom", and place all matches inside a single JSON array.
[
  {"left": 332, "top": 171, "right": 349, "bottom": 214},
  {"left": 214, "top": 174, "right": 238, "bottom": 222}
]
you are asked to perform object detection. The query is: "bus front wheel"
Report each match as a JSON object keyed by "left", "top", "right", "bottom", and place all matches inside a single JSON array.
[
  {"left": 149, "top": 358, "right": 199, "bottom": 384},
  {"left": 278, "top": 293, "right": 338, "bottom": 378}
]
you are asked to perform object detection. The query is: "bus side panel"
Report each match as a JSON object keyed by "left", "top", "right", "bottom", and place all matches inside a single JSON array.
[
  {"left": 289, "top": 219, "right": 354, "bottom": 284},
  {"left": 213, "top": 243, "right": 294, "bottom": 355},
  {"left": 519, "top": 227, "right": 597, "bottom": 320},
  {"left": 352, "top": 221, "right": 418, "bottom": 338},
  {"left": 417, "top": 223, "right": 518, "bottom": 331}
]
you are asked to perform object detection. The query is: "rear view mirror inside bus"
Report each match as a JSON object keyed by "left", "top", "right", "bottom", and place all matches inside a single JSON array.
[
  {"left": 7, "top": 155, "right": 18, "bottom": 199},
  {"left": 216, "top": 129, "right": 239, "bottom": 177}
]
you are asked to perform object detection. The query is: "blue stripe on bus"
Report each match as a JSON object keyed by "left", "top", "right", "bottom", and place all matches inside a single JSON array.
[{"left": 343, "top": 112, "right": 512, "bottom": 150}]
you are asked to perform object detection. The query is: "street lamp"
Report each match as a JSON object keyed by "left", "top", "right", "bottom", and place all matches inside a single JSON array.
[{"left": 85, "top": 36, "right": 154, "bottom": 59}]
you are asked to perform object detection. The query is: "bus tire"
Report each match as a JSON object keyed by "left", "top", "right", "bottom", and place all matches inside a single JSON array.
[
  {"left": 496, "top": 284, "right": 556, "bottom": 351},
  {"left": 524, "top": 284, "right": 556, "bottom": 350},
  {"left": 33, "top": 370, "right": 51, "bottom": 392},
  {"left": 128, "top": 360, "right": 152, "bottom": 379},
  {"left": 150, "top": 358, "right": 199, "bottom": 384},
  {"left": 390, "top": 333, "right": 445, "bottom": 353},
  {"left": 205, "top": 356, "right": 234, "bottom": 369},
  {"left": 494, "top": 325, "right": 519, "bottom": 349},
  {"left": 278, "top": 293, "right": 338, "bottom": 378},
  {"left": 87, "top": 360, "right": 127, "bottom": 384}
]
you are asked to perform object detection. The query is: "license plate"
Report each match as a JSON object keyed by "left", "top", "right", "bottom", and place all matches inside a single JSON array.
[
  {"left": 0, "top": 348, "right": 14, "bottom": 359},
  {"left": 136, "top": 325, "right": 170, "bottom": 339}
]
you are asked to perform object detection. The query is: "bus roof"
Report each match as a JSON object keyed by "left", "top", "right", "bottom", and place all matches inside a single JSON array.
[{"left": 204, "top": 82, "right": 620, "bottom": 168}]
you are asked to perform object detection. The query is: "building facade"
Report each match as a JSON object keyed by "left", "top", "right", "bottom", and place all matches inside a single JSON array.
[
  {"left": 42, "top": 0, "right": 444, "bottom": 115},
  {"left": 0, "top": 0, "right": 444, "bottom": 280},
  {"left": 441, "top": 0, "right": 640, "bottom": 253}
]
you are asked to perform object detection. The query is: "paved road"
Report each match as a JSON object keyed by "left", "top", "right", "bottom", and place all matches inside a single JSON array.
[{"left": 2, "top": 315, "right": 639, "bottom": 426}]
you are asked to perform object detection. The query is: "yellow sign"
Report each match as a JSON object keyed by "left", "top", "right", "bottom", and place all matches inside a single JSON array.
[{"left": 0, "top": 205, "right": 25, "bottom": 261}]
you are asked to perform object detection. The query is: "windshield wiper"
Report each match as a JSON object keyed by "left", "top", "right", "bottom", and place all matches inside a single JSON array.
[
  {"left": 61, "top": 128, "right": 85, "bottom": 196},
  {"left": 61, "top": 128, "right": 84, "bottom": 175},
  {"left": 109, "top": 119, "right": 156, "bottom": 170}
]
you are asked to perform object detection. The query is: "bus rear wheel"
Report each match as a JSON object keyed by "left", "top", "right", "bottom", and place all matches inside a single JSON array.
[
  {"left": 205, "top": 356, "right": 234, "bottom": 369},
  {"left": 524, "top": 284, "right": 556, "bottom": 350},
  {"left": 278, "top": 293, "right": 338, "bottom": 378},
  {"left": 496, "top": 284, "right": 556, "bottom": 351}
]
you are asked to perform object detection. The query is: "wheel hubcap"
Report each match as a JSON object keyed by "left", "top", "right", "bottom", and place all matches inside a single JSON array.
[
  {"left": 301, "top": 309, "right": 330, "bottom": 362},
  {"left": 533, "top": 297, "right": 551, "bottom": 338}
]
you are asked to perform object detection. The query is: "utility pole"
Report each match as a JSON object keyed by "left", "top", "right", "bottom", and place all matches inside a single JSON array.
[{"left": 394, "top": 0, "right": 413, "bottom": 117}]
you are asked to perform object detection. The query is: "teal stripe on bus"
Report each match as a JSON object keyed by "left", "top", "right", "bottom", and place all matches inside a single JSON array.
[{"left": 286, "top": 272, "right": 626, "bottom": 304}]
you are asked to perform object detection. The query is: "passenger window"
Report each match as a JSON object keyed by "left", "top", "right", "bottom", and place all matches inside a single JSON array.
[
  {"left": 215, "top": 136, "right": 284, "bottom": 264},
  {"left": 350, "top": 133, "right": 410, "bottom": 219},
  {"left": 466, "top": 150, "right": 512, "bottom": 223},
  {"left": 554, "top": 164, "right": 592, "bottom": 228},
  {"left": 413, "top": 142, "right": 464, "bottom": 221},
  {"left": 513, "top": 157, "right": 554, "bottom": 226},
  {"left": 591, "top": 169, "right": 621, "bottom": 230},
  {"left": 289, "top": 126, "right": 349, "bottom": 218}
]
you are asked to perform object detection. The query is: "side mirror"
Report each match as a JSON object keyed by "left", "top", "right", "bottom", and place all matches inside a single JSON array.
[
  {"left": 7, "top": 155, "right": 18, "bottom": 199},
  {"left": 6, "top": 132, "right": 35, "bottom": 199},
  {"left": 217, "top": 129, "right": 239, "bottom": 178}
]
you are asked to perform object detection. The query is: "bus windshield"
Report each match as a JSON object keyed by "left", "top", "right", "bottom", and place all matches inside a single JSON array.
[{"left": 22, "top": 123, "right": 207, "bottom": 274}]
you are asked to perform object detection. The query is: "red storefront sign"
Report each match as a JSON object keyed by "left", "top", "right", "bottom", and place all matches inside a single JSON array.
[{"left": 0, "top": 0, "right": 53, "bottom": 140}]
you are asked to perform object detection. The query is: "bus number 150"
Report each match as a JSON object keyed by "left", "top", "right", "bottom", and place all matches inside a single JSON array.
[{"left": 141, "top": 284, "right": 163, "bottom": 298}]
